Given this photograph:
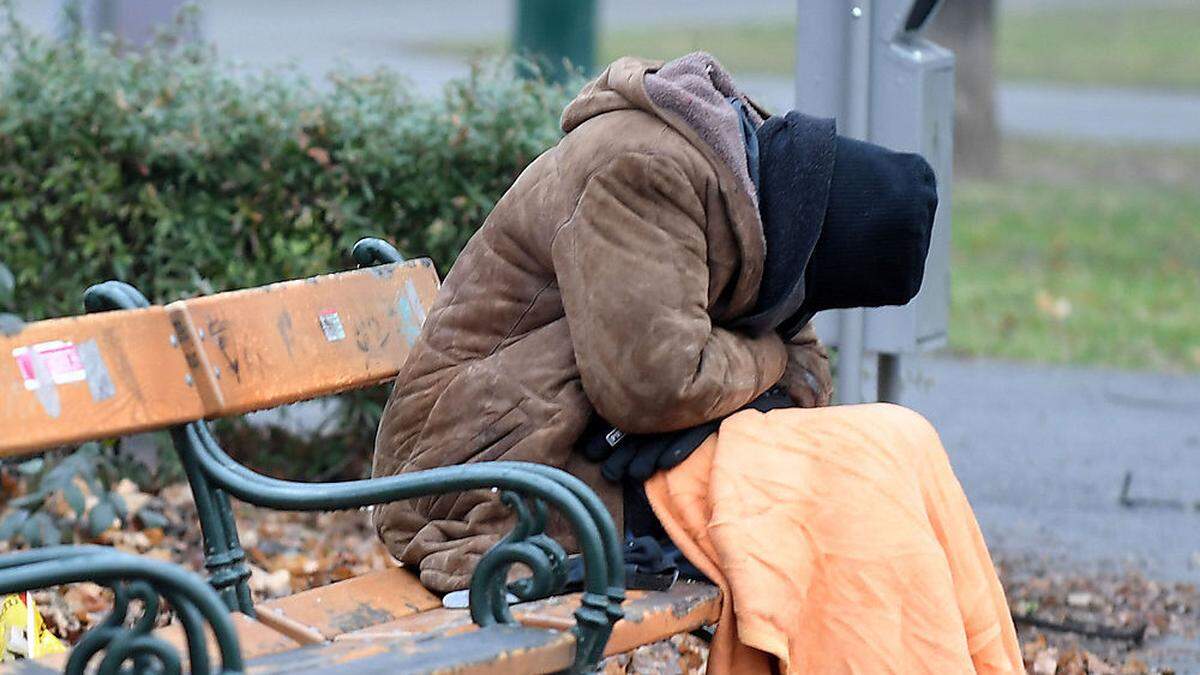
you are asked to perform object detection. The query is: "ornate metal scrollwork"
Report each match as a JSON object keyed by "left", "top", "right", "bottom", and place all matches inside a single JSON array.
[
  {"left": 86, "top": 246, "right": 627, "bottom": 673},
  {"left": 468, "top": 491, "right": 570, "bottom": 626},
  {"left": 181, "top": 419, "right": 624, "bottom": 673},
  {"left": 0, "top": 547, "right": 244, "bottom": 675},
  {"left": 467, "top": 490, "right": 614, "bottom": 669}
]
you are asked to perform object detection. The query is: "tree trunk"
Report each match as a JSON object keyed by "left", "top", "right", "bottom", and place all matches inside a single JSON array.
[{"left": 929, "top": 0, "right": 1000, "bottom": 179}]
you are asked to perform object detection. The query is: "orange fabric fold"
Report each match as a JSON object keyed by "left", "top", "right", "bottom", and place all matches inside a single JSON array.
[{"left": 644, "top": 403, "right": 1022, "bottom": 674}]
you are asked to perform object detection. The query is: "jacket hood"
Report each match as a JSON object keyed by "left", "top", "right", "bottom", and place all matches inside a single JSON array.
[{"left": 561, "top": 53, "right": 768, "bottom": 319}]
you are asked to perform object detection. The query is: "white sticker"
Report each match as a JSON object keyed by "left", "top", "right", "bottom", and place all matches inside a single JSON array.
[
  {"left": 318, "top": 310, "right": 346, "bottom": 342},
  {"left": 12, "top": 340, "right": 87, "bottom": 390}
]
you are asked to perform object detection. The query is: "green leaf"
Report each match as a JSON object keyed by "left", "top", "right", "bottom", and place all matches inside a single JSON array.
[
  {"left": 0, "top": 263, "right": 13, "bottom": 303},
  {"left": 16, "top": 457, "right": 44, "bottom": 475},
  {"left": 63, "top": 480, "right": 87, "bottom": 516},
  {"left": 109, "top": 492, "right": 128, "bottom": 518},
  {"left": 87, "top": 500, "right": 120, "bottom": 538},
  {"left": 8, "top": 489, "right": 46, "bottom": 510},
  {"left": 0, "top": 509, "right": 30, "bottom": 539},
  {"left": 40, "top": 520, "right": 63, "bottom": 546},
  {"left": 21, "top": 512, "right": 45, "bottom": 546},
  {"left": 136, "top": 508, "right": 169, "bottom": 530},
  {"left": 0, "top": 314, "right": 24, "bottom": 336}
]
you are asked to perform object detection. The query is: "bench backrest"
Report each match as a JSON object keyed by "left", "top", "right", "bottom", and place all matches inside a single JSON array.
[{"left": 0, "top": 260, "right": 440, "bottom": 457}]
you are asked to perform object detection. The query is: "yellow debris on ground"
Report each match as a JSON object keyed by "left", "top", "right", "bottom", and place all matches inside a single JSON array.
[{"left": 0, "top": 593, "right": 66, "bottom": 661}]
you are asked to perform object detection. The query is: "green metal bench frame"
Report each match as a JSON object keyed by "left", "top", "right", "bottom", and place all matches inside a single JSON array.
[
  {"left": 0, "top": 238, "right": 625, "bottom": 674},
  {"left": 0, "top": 547, "right": 244, "bottom": 674}
]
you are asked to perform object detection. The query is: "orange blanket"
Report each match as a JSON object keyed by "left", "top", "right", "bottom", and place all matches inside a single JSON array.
[{"left": 644, "top": 403, "right": 1022, "bottom": 674}]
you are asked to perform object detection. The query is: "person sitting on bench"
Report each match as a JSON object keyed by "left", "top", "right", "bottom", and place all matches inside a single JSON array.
[{"left": 371, "top": 53, "right": 1022, "bottom": 673}]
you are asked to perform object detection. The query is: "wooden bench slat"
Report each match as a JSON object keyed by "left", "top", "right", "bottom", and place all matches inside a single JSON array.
[
  {"left": 177, "top": 260, "right": 439, "bottom": 417},
  {"left": 335, "top": 580, "right": 722, "bottom": 660},
  {"left": 514, "top": 581, "right": 722, "bottom": 657},
  {"left": 0, "top": 260, "right": 439, "bottom": 458},
  {"left": 3, "top": 611, "right": 577, "bottom": 675},
  {"left": 246, "top": 624, "right": 574, "bottom": 675},
  {"left": 0, "top": 307, "right": 203, "bottom": 457},
  {"left": 255, "top": 567, "right": 442, "bottom": 642},
  {"left": 155, "top": 612, "right": 304, "bottom": 661},
  {"left": 332, "top": 605, "right": 475, "bottom": 643},
  {"left": 0, "top": 659, "right": 62, "bottom": 674},
  {"left": 0, "top": 613, "right": 301, "bottom": 674}
]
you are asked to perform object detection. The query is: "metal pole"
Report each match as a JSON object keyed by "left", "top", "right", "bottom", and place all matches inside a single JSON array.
[
  {"left": 798, "top": 0, "right": 953, "bottom": 405},
  {"left": 836, "top": 1, "right": 873, "bottom": 404},
  {"left": 877, "top": 353, "right": 901, "bottom": 402},
  {"left": 796, "top": 1, "right": 873, "bottom": 404},
  {"left": 514, "top": 0, "right": 597, "bottom": 83}
]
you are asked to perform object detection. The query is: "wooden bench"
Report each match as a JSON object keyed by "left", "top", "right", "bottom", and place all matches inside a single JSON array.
[{"left": 0, "top": 238, "right": 721, "bottom": 674}]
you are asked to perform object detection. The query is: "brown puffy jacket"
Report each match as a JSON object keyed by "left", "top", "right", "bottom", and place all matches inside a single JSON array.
[{"left": 372, "top": 54, "right": 832, "bottom": 592}]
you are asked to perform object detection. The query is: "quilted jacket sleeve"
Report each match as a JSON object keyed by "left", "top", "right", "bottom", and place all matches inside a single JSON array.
[{"left": 551, "top": 151, "right": 787, "bottom": 434}]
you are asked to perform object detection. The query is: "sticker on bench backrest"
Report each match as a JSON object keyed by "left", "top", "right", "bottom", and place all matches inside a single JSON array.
[
  {"left": 12, "top": 340, "right": 85, "bottom": 390},
  {"left": 396, "top": 279, "right": 427, "bottom": 347},
  {"left": 76, "top": 339, "right": 116, "bottom": 403},
  {"left": 28, "top": 345, "right": 61, "bottom": 419},
  {"left": 173, "top": 259, "right": 441, "bottom": 416},
  {"left": 318, "top": 310, "right": 346, "bottom": 342},
  {"left": 1, "top": 307, "right": 208, "bottom": 458}
]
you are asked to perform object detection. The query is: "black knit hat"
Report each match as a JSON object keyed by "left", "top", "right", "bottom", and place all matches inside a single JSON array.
[
  {"left": 799, "top": 135, "right": 937, "bottom": 321},
  {"left": 737, "top": 110, "right": 938, "bottom": 339}
]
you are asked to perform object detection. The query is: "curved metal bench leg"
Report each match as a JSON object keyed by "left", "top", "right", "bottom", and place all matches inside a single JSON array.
[{"left": 83, "top": 280, "right": 255, "bottom": 616}]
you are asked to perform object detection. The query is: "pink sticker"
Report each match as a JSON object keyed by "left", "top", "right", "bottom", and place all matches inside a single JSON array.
[{"left": 12, "top": 340, "right": 87, "bottom": 390}]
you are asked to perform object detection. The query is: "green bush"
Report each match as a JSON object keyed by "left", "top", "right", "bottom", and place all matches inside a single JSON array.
[
  {"left": 0, "top": 7, "right": 574, "bottom": 321},
  {"left": 0, "top": 260, "right": 19, "bottom": 334},
  {"left": 0, "top": 441, "right": 171, "bottom": 547},
  {"left": 0, "top": 5, "right": 577, "bottom": 480}
]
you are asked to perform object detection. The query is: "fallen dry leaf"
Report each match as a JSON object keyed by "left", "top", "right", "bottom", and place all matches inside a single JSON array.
[
  {"left": 1121, "top": 657, "right": 1149, "bottom": 674},
  {"left": 62, "top": 583, "right": 108, "bottom": 616},
  {"left": 113, "top": 478, "right": 151, "bottom": 516},
  {"left": 306, "top": 147, "right": 331, "bottom": 167},
  {"left": 249, "top": 565, "right": 292, "bottom": 599},
  {"left": 1033, "top": 647, "right": 1059, "bottom": 675},
  {"left": 1066, "top": 591, "right": 1095, "bottom": 609},
  {"left": 1035, "top": 290, "right": 1073, "bottom": 321}
]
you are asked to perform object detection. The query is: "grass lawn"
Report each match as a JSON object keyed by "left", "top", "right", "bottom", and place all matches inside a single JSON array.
[
  {"left": 998, "top": 6, "right": 1200, "bottom": 90},
  {"left": 410, "top": 5, "right": 1200, "bottom": 90},
  {"left": 948, "top": 140, "right": 1200, "bottom": 372}
]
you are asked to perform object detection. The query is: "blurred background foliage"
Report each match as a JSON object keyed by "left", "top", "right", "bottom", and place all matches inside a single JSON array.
[
  {"left": 0, "top": 4, "right": 572, "bottom": 322},
  {"left": 0, "top": 2, "right": 576, "bottom": 502}
]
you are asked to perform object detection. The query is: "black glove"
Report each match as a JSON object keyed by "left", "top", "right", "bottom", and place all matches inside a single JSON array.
[
  {"left": 563, "top": 534, "right": 679, "bottom": 592},
  {"left": 580, "top": 388, "right": 794, "bottom": 483}
]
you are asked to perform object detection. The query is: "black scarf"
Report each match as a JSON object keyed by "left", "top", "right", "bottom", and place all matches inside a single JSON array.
[{"left": 734, "top": 111, "right": 837, "bottom": 339}]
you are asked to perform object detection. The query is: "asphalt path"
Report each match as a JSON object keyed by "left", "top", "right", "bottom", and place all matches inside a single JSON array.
[{"left": 905, "top": 356, "right": 1200, "bottom": 583}]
